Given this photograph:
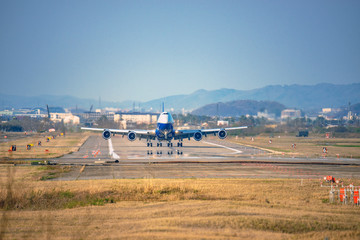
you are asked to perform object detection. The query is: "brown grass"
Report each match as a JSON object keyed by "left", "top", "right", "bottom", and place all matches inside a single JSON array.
[
  {"left": 0, "top": 165, "right": 360, "bottom": 239},
  {"left": 0, "top": 132, "right": 89, "bottom": 160},
  {"left": 230, "top": 135, "right": 360, "bottom": 159}
]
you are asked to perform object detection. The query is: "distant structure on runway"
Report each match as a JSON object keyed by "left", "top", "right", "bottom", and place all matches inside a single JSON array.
[{"left": 281, "top": 109, "right": 301, "bottom": 120}]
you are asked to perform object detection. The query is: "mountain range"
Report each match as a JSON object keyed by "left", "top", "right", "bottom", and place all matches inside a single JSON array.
[
  {"left": 144, "top": 83, "right": 360, "bottom": 111},
  {"left": 1, "top": 83, "right": 359, "bottom": 112}
]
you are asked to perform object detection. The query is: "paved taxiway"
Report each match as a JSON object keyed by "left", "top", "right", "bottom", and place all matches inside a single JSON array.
[{"left": 52, "top": 136, "right": 360, "bottom": 180}]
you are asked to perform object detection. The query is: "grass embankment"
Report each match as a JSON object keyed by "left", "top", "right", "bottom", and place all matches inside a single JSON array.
[
  {"left": 1, "top": 165, "right": 360, "bottom": 239},
  {"left": 0, "top": 132, "right": 89, "bottom": 160},
  {"left": 230, "top": 134, "right": 360, "bottom": 159}
]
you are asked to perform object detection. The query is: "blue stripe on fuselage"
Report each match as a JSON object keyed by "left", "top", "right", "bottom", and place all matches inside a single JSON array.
[{"left": 157, "top": 122, "right": 173, "bottom": 132}]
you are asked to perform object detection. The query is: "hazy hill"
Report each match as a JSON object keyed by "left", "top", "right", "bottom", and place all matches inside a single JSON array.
[
  {"left": 0, "top": 94, "right": 131, "bottom": 110},
  {"left": 191, "top": 100, "right": 286, "bottom": 117},
  {"left": 143, "top": 83, "right": 360, "bottom": 111},
  {"left": 1, "top": 83, "right": 359, "bottom": 112}
]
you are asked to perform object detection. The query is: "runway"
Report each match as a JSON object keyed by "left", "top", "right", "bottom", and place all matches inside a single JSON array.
[{"left": 52, "top": 135, "right": 360, "bottom": 180}]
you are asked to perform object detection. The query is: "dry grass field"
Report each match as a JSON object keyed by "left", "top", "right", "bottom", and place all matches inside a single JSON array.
[
  {"left": 230, "top": 134, "right": 360, "bottom": 159},
  {"left": 0, "top": 132, "right": 89, "bottom": 160},
  {"left": 1, "top": 165, "right": 359, "bottom": 240}
]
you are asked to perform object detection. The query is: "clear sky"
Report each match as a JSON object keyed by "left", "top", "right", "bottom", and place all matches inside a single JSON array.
[{"left": 1, "top": 0, "right": 359, "bottom": 102}]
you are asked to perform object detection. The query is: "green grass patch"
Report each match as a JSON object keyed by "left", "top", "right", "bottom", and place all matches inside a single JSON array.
[
  {"left": 59, "top": 190, "right": 75, "bottom": 199},
  {"left": 0, "top": 185, "right": 204, "bottom": 210},
  {"left": 321, "top": 198, "right": 329, "bottom": 203},
  {"left": 40, "top": 175, "right": 56, "bottom": 181},
  {"left": 0, "top": 189, "right": 117, "bottom": 210},
  {"left": 38, "top": 165, "right": 72, "bottom": 181}
]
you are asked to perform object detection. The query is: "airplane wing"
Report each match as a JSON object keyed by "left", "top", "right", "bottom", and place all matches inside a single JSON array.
[
  {"left": 81, "top": 127, "right": 156, "bottom": 140},
  {"left": 173, "top": 126, "right": 247, "bottom": 140}
]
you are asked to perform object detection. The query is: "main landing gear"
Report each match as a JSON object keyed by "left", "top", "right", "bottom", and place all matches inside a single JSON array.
[
  {"left": 148, "top": 141, "right": 183, "bottom": 148},
  {"left": 146, "top": 141, "right": 183, "bottom": 155}
]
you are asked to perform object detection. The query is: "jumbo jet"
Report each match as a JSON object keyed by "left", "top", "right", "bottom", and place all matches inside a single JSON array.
[{"left": 81, "top": 111, "right": 247, "bottom": 149}]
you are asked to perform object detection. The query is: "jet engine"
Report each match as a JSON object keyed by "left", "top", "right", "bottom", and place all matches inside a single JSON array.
[
  {"left": 193, "top": 131, "right": 203, "bottom": 141},
  {"left": 218, "top": 129, "right": 227, "bottom": 139},
  {"left": 102, "top": 129, "right": 111, "bottom": 140},
  {"left": 127, "top": 131, "right": 136, "bottom": 141}
]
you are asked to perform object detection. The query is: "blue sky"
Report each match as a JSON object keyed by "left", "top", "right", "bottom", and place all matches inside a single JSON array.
[{"left": 0, "top": 0, "right": 359, "bottom": 102}]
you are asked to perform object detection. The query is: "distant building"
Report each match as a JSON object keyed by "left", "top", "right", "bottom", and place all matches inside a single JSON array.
[
  {"left": 77, "top": 112, "right": 119, "bottom": 123},
  {"left": 319, "top": 108, "right": 342, "bottom": 120},
  {"left": 217, "top": 120, "right": 229, "bottom": 126},
  {"left": 265, "top": 124, "right": 277, "bottom": 129},
  {"left": 117, "top": 112, "right": 159, "bottom": 125},
  {"left": 346, "top": 111, "right": 355, "bottom": 121},
  {"left": 257, "top": 110, "right": 275, "bottom": 121},
  {"left": 321, "top": 108, "right": 340, "bottom": 114},
  {"left": 281, "top": 109, "right": 301, "bottom": 120},
  {"left": 0, "top": 110, "right": 14, "bottom": 116},
  {"left": 50, "top": 113, "right": 80, "bottom": 125},
  {"left": 1, "top": 109, "right": 46, "bottom": 119},
  {"left": 321, "top": 108, "right": 332, "bottom": 114}
]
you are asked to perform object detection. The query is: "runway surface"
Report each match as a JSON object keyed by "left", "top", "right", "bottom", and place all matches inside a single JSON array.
[{"left": 52, "top": 135, "right": 360, "bottom": 180}]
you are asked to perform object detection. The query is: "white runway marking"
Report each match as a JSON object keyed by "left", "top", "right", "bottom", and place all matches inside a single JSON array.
[
  {"left": 203, "top": 141, "right": 243, "bottom": 154},
  {"left": 108, "top": 138, "right": 120, "bottom": 159}
]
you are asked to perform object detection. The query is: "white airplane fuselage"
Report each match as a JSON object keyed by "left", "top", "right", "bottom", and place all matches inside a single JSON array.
[{"left": 155, "top": 112, "right": 175, "bottom": 141}]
